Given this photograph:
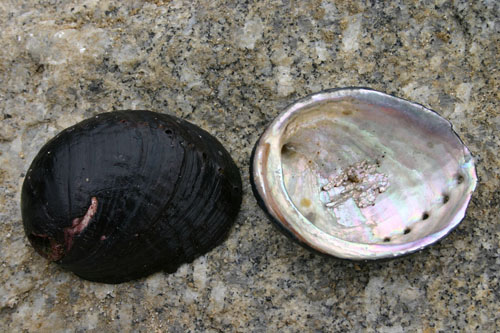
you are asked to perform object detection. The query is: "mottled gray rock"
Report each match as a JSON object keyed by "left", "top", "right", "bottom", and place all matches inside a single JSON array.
[{"left": 0, "top": 0, "right": 499, "bottom": 332}]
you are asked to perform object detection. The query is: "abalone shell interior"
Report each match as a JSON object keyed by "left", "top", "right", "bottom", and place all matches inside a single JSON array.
[{"left": 252, "top": 89, "right": 476, "bottom": 260}]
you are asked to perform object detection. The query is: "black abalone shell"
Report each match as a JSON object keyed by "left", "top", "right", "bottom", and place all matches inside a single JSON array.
[
  {"left": 250, "top": 88, "right": 476, "bottom": 260},
  {"left": 21, "top": 110, "right": 242, "bottom": 283}
]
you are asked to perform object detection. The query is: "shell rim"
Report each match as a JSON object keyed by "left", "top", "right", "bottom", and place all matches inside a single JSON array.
[{"left": 251, "top": 87, "right": 477, "bottom": 260}]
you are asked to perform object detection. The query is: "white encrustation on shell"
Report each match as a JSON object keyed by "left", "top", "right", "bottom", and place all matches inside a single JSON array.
[
  {"left": 251, "top": 88, "right": 477, "bottom": 260},
  {"left": 322, "top": 159, "right": 389, "bottom": 209}
]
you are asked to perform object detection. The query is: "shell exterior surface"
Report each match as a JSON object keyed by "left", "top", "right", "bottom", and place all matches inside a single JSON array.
[
  {"left": 21, "top": 110, "right": 242, "bottom": 283},
  {"left": 251, "top": 88, "right": 477, "bottom": 260}
]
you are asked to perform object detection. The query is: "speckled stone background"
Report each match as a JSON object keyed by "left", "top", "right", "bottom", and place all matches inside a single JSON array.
[{"left": 0, "top": 0, "right": 499, "bottom": 332}]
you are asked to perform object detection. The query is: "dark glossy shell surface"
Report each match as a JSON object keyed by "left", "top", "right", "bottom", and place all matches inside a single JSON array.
[{"left": 21, "top": 110, "right": 242, "bottom": 283}]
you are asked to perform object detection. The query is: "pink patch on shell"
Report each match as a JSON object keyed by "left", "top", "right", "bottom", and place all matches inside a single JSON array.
[{"left": 64, "top": 197, "right": 98, "bottom": 252}]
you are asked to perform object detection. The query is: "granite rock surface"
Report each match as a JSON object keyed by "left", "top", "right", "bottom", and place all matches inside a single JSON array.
[{"left": 0, "top": 0, "right": 499, "bottom": 332}]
